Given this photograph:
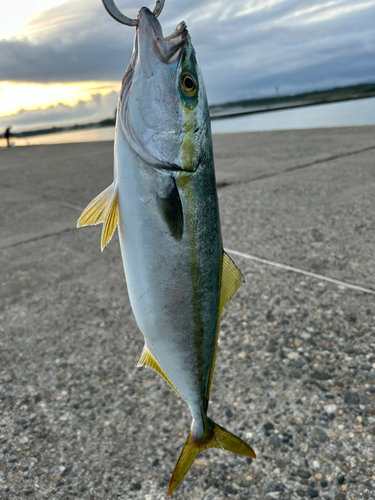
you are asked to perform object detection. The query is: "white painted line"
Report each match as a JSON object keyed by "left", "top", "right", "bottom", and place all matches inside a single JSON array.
[{"left": 225, "top": 248, "right": 375, "bottom": 295}]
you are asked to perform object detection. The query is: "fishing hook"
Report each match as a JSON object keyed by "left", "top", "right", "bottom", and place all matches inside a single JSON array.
[{"left": 102, "top": 0, "right": 165, "bottom": 26}]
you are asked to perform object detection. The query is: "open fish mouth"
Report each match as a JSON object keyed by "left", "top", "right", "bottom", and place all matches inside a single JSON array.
[
  {"left": 120, "top": 9, "right": 188, "bottom": 97},
  {"left": 136, "top": 6, "right": 188, "bottom": 64},
  {"left": 150, "top": 15, "right": 188, "bottom": 64}
]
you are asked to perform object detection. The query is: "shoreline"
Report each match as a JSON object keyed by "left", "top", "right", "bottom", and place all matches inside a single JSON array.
[
  {"left": 210, "top": 92, "right": 375, "bottom": 120},
  {"left": 1, "top": 95, "right": 375, "bottom": 148},
  {"left": 2, "top": 87, "right": 375, "bottom": 141}
]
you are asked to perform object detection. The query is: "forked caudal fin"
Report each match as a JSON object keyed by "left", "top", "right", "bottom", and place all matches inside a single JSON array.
[
  {"left": 169, "top": 417, "right": 256, "bottom": 496},
  {"left": 77, "top": 183, "right": 119, "bottom": 251}
]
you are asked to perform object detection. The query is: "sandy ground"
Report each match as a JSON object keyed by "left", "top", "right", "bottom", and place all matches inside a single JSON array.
[{"left": 0, "top": 126, "right": 375, "bottom": 500}]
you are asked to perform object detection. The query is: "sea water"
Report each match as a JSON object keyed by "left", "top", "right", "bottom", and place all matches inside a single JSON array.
[{"left": 1, "top": 96, "right": 375, "bottom": 148}]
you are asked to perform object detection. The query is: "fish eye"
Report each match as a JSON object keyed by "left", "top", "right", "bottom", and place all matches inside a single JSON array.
[{"left": 180, "top": 73, "right": 198, "bottom": 96}]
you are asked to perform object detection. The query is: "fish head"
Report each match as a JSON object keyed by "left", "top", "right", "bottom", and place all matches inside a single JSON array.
[{"left": 119, "top": 7, "right": 211, "bottom": 172}]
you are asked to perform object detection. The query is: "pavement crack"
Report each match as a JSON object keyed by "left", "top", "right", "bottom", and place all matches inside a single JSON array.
[
  {"left": 4, "top": 185, "right": 85, "bottom": 212},
  {"left": 216, "top": 143, "right": 375, "bottom": 188},
  {"left": 216, "top": 180, "right": 232, "bottom": 188},
  {"left": 0, "top": 227, "right": 76, "bottom": 251}
]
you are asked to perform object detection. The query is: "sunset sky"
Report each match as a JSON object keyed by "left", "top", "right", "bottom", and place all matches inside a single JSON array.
[{"left": 1, "top": 0, "right": 374, "bottom": 131}]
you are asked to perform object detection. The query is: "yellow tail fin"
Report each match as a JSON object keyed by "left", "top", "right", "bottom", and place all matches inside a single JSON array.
[{"left": 169, "top": 418, "right": 256, "bottom": 496}]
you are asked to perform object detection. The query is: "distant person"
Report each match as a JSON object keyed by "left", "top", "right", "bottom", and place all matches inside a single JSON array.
[{"left": 4, "top": 127, "right": 12, "bottom": 147}]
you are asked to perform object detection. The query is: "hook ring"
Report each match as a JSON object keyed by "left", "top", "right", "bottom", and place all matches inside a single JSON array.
[{"left": 102, "top": 0, "right": 165, "bottom": 26}]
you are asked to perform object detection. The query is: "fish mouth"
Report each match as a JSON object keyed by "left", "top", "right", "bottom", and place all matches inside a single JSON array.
[
  {"left": 155, "top": 21, "right": 188, "bottom": 64},
  {"left": 138, "top": 7, "right": 188, "bottom": 64},
  {"left": 138, "top": 7, "right": 164, "bottom": 38}
]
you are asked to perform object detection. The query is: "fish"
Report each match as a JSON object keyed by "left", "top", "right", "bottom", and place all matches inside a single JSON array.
[{"left": 77, "top": 5, "right": 256, "bottom": 496}]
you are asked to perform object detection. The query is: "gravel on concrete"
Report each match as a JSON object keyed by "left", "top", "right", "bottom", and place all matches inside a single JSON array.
[{"left": 0, "top": 126, "right": 374, "bottom": 500}]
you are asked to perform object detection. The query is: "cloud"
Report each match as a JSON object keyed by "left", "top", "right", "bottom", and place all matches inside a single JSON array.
[
  {"left": 0, "top": 91, "right": 118, "bottom": 131},
  {"left": 189, "top": 0, "right": 375, "bottom": 101},
  {"left": 0, "top": 0, "right": 134, "bottom": 84},
  {"left": 1, "top": 0, "right": 374, "bottom": 125}
]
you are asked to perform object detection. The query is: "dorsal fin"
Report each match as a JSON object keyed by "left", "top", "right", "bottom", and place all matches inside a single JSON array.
[
  {"left": 138, "top": 345, "right": 182, "bottom": 398},
  {"left": 219, "top": 251, "right": 244, "bottom": 314},
  {"left": 206, "top": 251, "right": 244, "bottom": 400}
]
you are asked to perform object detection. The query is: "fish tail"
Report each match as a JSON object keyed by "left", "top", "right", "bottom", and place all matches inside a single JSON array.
[{"left": 169, "top": 417, "right": 256, "bottom": 496}]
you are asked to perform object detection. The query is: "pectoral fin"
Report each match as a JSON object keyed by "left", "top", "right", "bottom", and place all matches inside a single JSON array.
[
  {"left": 156, "top": 177, "right": 183, "bottom": 241},
  {"left": 138, "top": 345, "right": 182, "bottom": 398},
  {"left": 77, "top": 183, "right": 119, "bottom": 251}
]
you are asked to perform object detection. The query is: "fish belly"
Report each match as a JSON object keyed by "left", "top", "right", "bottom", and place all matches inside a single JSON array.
[{"left": 115, "top": 138, "right": 221, "bottom": 418}]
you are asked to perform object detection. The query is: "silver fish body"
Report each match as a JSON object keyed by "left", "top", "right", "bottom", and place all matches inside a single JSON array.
[{"left": 78, "top": 7, "right": 255, "bottom": 496}]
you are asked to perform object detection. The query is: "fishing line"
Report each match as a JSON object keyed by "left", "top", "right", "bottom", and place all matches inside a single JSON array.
[
  {"left": 3, "top": 188, "right": 373, "bottom": 296},
  {"left": 225, "top": 248, "right": 375, "bottom": 295}
]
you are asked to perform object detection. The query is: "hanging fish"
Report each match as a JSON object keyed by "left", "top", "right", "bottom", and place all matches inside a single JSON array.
[{"left": 77, "top": 0, "right": 256, "bottom": 495}]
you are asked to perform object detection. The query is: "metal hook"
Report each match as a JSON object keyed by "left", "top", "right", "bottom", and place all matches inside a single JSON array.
[{"left": 102, "top": 0, "right": 165, "bottom": 26}]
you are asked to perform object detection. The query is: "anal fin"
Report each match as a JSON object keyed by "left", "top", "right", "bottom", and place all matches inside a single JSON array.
[{"left": 138, "top": 345, "right": 182, "bottom": 398}]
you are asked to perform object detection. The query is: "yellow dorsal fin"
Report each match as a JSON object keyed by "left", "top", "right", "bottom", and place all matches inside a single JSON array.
[
  {"left": 219, "top": 251, "right": 244, "bottom": 315},
  {"left": 207, "top": 251, "right": 244, "bottom": 400},
  {"left": 138, "top": 345, "right": 182, "bottom": 398},
  {"left": 101, "top": 190, "right": 119, "bottom": 251},
  {"left": 77, "top": 184, "right": 115, "bottom": 228}
]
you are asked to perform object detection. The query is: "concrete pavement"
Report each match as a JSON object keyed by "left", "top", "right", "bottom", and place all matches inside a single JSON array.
[{"left": 0, "top": 126, "right": 374, "bottom": 500}]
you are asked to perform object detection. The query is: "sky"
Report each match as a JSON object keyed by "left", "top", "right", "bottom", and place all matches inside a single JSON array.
[{"left": 1, "top": 0, "right": 374, "bottom": 131}]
